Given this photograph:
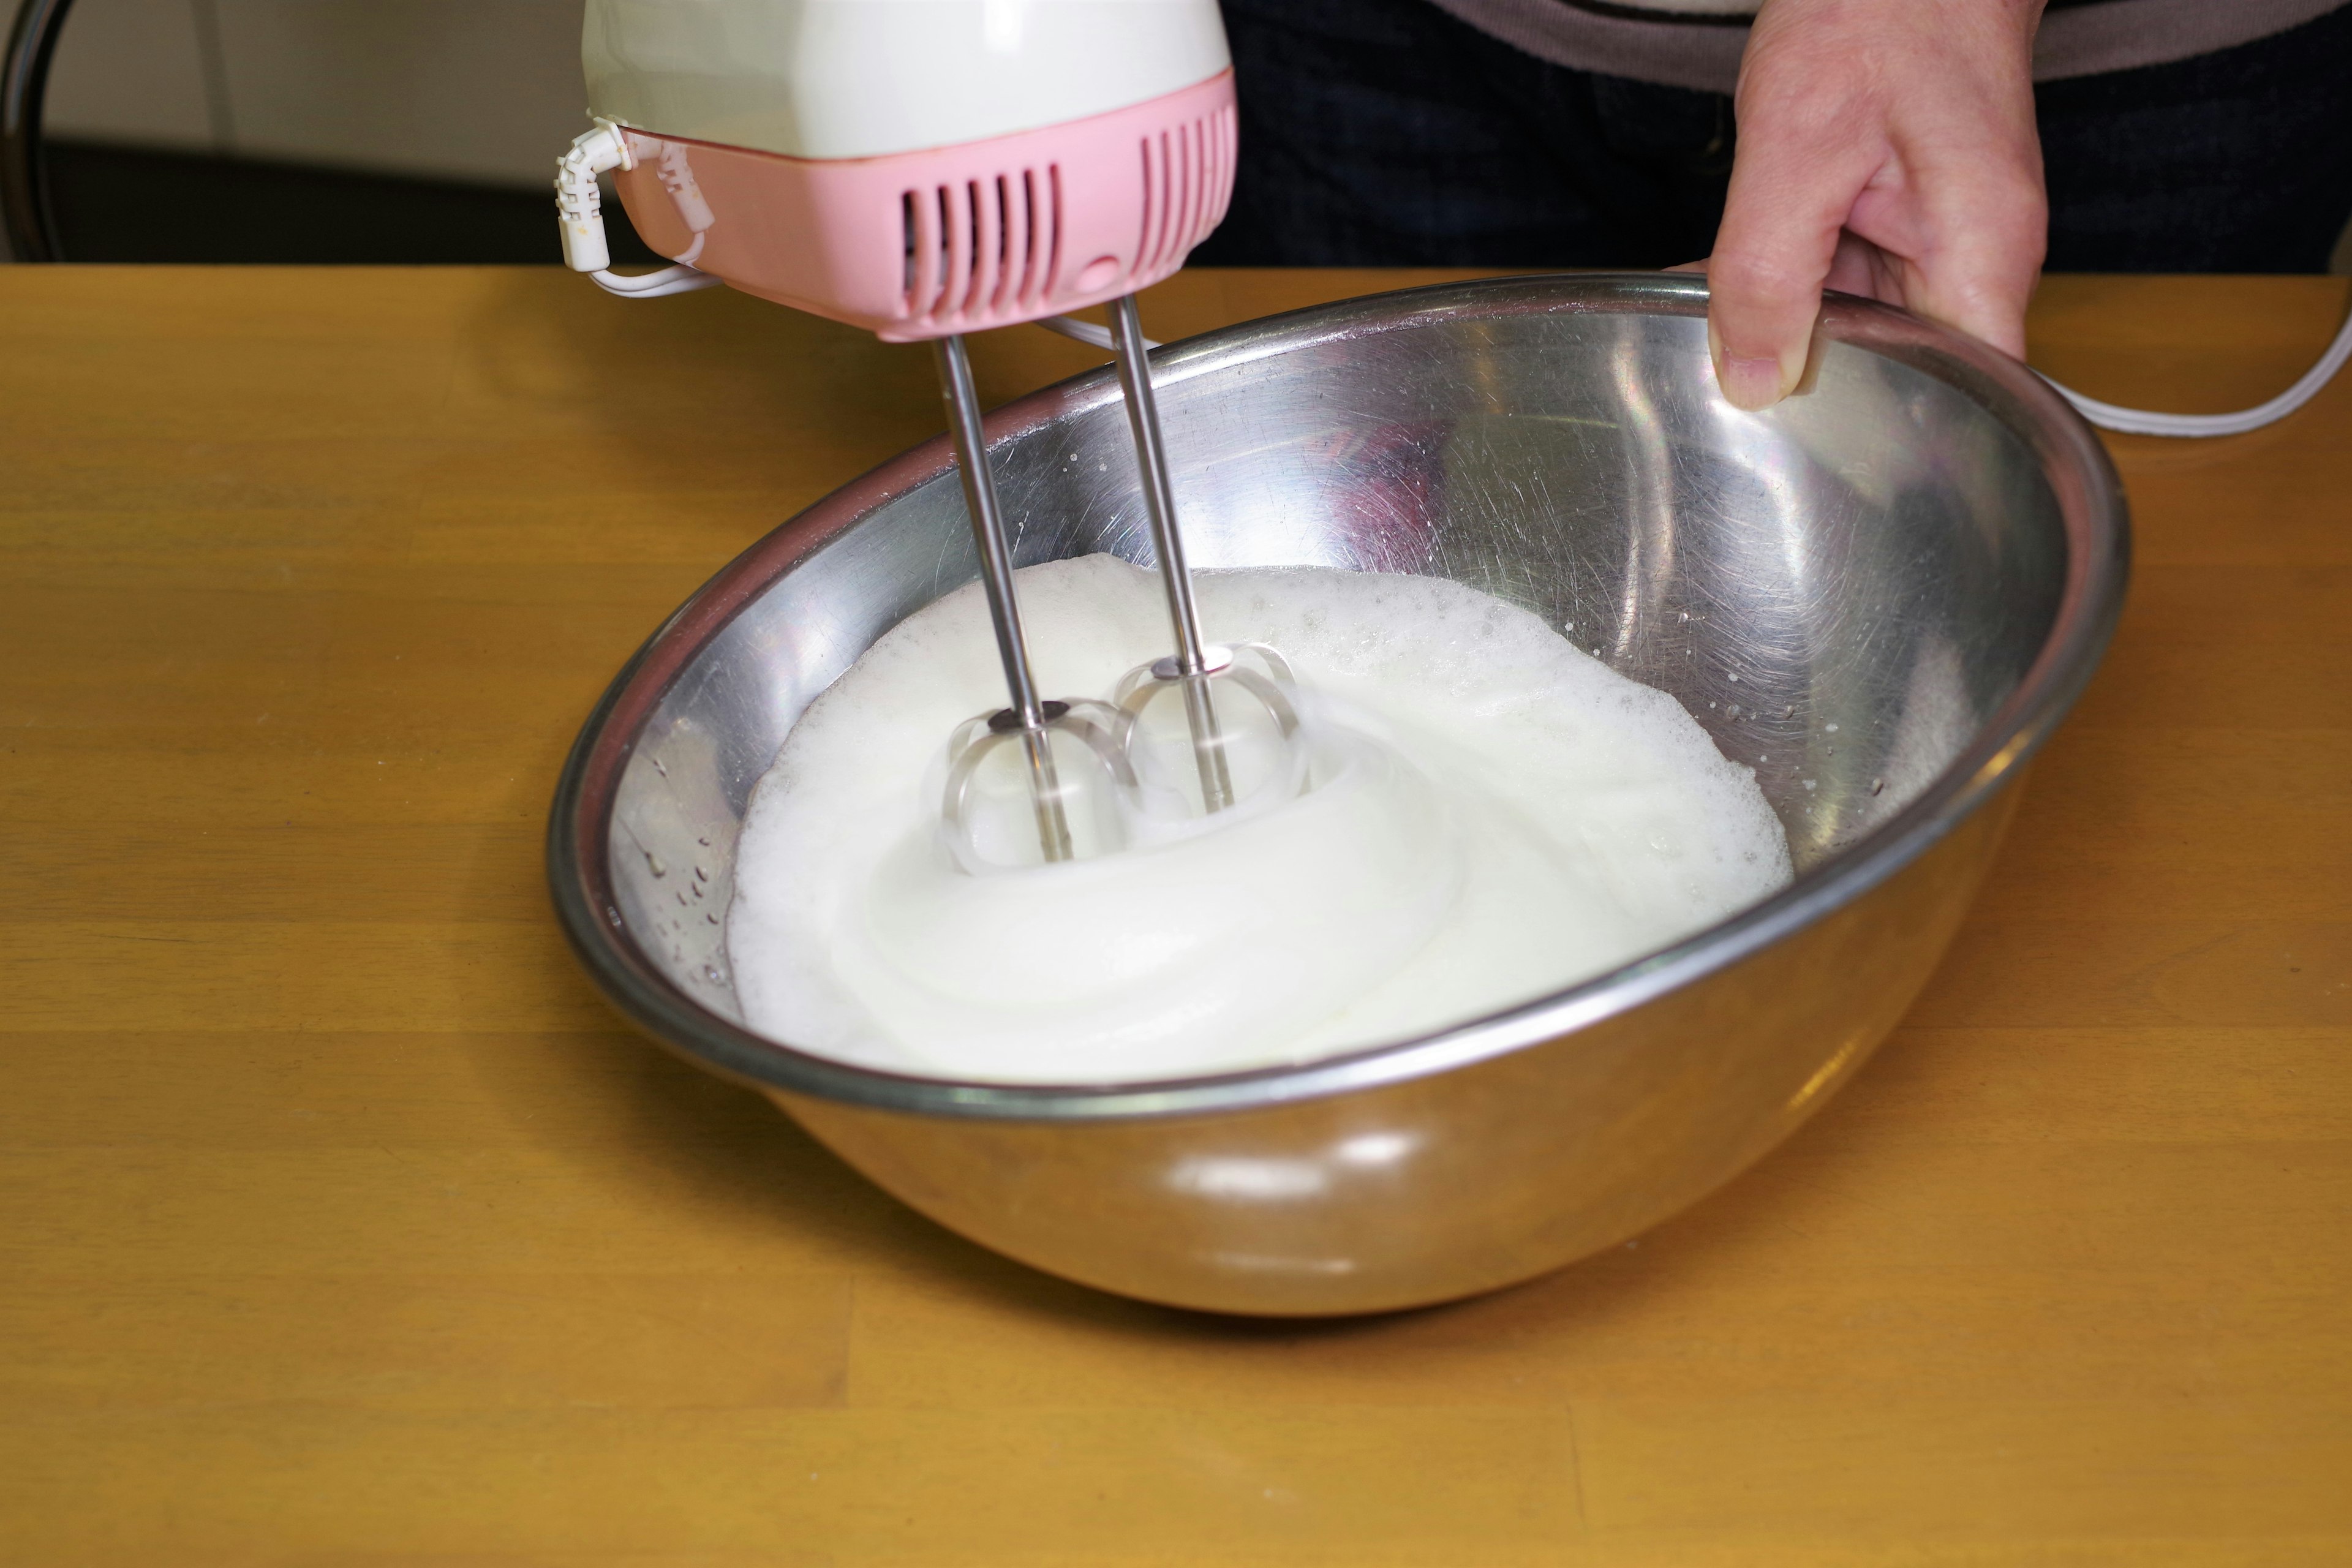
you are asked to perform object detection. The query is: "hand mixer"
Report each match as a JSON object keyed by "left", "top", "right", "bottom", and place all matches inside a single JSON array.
[{"left": 554, "top": 0, "right": 1300, "bottom": 870}]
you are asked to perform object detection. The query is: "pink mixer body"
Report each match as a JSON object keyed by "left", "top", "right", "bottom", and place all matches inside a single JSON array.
[{"left": 609, "top": 72, "right": 1236, "bottom": 343}]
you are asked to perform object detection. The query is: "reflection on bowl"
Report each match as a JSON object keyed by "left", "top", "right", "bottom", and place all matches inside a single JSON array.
[{"left": 548, "top": 274, "right": 2128, "bottom": 1315}]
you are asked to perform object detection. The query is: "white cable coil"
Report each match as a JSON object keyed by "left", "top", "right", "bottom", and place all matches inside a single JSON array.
[{"left": 2045, "top": 301, "right": 2352, "bottom": 437}]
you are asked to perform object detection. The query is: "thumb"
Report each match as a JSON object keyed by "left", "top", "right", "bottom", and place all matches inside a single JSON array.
[{"left": 1706, "top": 100, "right": 1878, "bottom": 410}]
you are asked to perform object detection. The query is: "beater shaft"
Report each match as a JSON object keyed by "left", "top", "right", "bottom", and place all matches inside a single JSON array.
[
  {"left": 1108, "top": 295, "right": 1235, "bottom": 813},
  {"left": 932, "top": 334, "right": 1073, "bottom": 862}
]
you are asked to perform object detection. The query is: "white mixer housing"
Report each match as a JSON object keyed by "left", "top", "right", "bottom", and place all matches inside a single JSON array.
[
  {"left": 565, "top": 0, "right": 1237, "bottom": 340},
  {"left": 585, "top": 0, "right": 1231, "bottom": 160}
]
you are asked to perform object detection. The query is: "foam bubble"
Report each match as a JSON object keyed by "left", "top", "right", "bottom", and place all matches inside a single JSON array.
[{"left": 727, "top": 556, "right": 1793, "bottom": 1083}]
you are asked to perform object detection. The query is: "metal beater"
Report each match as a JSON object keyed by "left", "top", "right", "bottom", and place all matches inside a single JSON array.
[
  {"left": 1103, "top": 295, "right": 1303, "bottom": 821},
  {"left": 934, "top": 300, "right": 1305, "bottom": 871},
  {"left": 932, "top": 334, "right": 1135, "bottom": 873}
]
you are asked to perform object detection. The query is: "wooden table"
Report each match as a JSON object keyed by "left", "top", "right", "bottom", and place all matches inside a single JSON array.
[{"left": 2, "top": 267, "right": 2345, "bottom": 1565}]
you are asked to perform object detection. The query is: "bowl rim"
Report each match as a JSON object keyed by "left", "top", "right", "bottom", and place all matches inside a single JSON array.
[{"left": 546, "top": 271, "right": 2130, "bottom": 1122}]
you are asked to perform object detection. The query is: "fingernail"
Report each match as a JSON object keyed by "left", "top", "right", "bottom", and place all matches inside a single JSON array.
[
  {"left": 1717, "top": 352, "right": 1788, "bottom": 412},
  {"left": 1707, "top": 316, "right": 1807, "bottom": 412}
]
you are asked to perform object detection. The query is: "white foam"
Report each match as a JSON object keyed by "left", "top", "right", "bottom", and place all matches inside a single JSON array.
[{"left": 727, "top": 556, "right": 1793, "bottom": 1083}]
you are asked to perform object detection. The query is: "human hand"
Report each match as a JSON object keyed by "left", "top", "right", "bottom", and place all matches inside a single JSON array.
[{"left": 1705, "top": 0, "right": 2049, "bottom": 410}]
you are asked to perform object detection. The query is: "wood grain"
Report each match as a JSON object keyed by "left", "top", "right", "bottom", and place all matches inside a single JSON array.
[{"left": 1, "top": 267, "right": 2346, "bottom": 1564}]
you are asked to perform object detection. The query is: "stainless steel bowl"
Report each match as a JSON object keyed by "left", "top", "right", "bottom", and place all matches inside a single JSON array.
[{"left": 549, "top": 274, "right": 2127, "bottom": 1315}]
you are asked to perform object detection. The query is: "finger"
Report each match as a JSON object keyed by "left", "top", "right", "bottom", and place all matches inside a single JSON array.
[
  {"left": 1707, "top": 110, "right": 1880, "bottom": 410},
  {"left": 1822, "top": 230, "right": 1894, "bottom": 301}
]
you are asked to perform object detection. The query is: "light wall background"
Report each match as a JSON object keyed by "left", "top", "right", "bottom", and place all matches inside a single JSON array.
[{"left": 34, "top": 0, "right": 590, "bottom": 187}]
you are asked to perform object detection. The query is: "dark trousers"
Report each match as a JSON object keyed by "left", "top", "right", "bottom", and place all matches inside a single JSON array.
[{"left": 1195, "top": 0, "right": 2352, "bottom": 271}]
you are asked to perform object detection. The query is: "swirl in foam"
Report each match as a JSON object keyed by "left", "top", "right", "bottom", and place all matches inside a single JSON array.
[{"left": 728, "top": 556, "right": 1793, "bottom": 1083}]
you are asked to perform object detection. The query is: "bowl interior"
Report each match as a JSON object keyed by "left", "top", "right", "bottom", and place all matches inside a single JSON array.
[{"left": 589, "top": 279, "right": 2078, "bottom": 1056}]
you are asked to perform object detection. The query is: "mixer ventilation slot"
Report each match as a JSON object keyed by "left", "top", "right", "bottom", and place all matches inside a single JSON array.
[
  {"left": 1137, "top": 108, "right": 1235, "bottom": 273},
  {"left": 903, "top": 167, "right": 1060, "bottom": 323}
]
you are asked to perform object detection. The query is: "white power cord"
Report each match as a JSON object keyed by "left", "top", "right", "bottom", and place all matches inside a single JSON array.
[
  {"left": 556, "top": 119, "right": 723, "bottom": 297},
  {"left": 2044, "top": 298, "right": 2352, "bottom": 437},
  {"left": 590, "top": 265, "right": 722, "bottom": 298}
]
